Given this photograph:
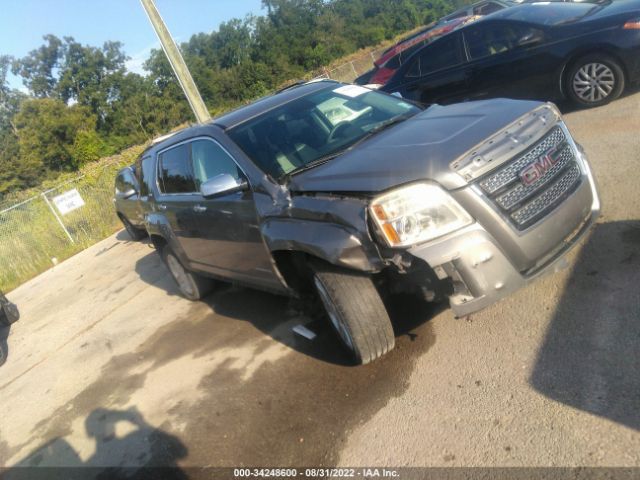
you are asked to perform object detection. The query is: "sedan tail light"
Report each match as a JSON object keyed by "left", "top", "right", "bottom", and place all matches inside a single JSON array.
[{"left": 623, "top": 18, "right": 640, "bottom": 29}]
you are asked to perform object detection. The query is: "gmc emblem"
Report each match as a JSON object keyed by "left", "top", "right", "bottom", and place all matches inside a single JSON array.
[{"left": 520, "top": 150, "right": 558, "bottom": 186}]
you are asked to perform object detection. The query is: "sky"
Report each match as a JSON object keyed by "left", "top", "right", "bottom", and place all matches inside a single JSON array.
[{"left": 0, "top": 0, "right": 265, "bottom": 90}]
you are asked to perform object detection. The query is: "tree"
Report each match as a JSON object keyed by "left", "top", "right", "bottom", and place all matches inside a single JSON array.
[
  {"left": 11, "top": 34, "right": 62, "bottom": 98},
  {"left": 14, "top": 98, "right": 97, "bottom": 176}
]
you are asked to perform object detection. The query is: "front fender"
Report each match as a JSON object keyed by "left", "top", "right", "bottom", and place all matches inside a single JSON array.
[{"left": 261, "top": 218, "right": 384, "bottom": 272}]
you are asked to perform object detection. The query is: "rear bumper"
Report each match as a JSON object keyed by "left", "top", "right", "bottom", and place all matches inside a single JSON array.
[{"left": 406, "top": 150, "right": 600, "bottom": 317}]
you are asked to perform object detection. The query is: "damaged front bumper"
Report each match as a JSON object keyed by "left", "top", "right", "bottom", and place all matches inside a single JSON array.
[{"left": 405, "top": 149, "right": 601, "bottom": 318}]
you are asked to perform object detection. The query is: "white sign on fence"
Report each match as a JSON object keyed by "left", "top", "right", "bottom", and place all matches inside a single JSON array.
[{"left": 52, "top": 189, "right": 85, "bottom": 215}]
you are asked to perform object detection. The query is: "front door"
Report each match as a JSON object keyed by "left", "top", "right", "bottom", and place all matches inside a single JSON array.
[{"left": 173, "top": 138, "right": 280, "bottom": 289}]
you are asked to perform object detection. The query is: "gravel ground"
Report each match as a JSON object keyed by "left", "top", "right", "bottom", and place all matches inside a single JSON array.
[{"left": 0, "top": 89, "right": 638, "bottom": 474}]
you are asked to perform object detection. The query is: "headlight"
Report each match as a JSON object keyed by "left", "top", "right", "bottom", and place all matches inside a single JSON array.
[{"left": 370, "top": 183, "right": 473, "bottom": 247}]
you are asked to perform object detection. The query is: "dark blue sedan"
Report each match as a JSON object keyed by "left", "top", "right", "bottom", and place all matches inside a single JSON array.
[{"left": 382, "top": 0, "right": 640, "bottom": 107}]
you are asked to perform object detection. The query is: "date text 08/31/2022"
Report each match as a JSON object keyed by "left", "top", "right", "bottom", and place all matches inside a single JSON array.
[{"left": 233, "top": 468, "right": 400, "bottom": 478}]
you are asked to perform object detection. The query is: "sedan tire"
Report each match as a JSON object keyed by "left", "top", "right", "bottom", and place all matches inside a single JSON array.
[
  {"left": 312, "top": 264, "right": 395, "bottom": 365},
  {"left": 161, "top": 246, "right": 213, "bottom": 301},
  {"left": 566, "top": 54, "right": 625, "bottom": 108}
]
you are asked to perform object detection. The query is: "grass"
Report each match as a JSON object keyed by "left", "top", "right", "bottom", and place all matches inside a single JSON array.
[{"left": 0, "top": 145, "right": 145, "bottom": 292}]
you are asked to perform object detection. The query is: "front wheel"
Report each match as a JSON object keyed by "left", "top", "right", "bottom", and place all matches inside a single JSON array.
[
  {"left": 566, "top": 54, "right": 625, "bottom": 108},
  {"left": 312, "top": 264, "right": 395, "bottom": 365},
  {"left": 161, "top": 246, "right": 213, "bottom": 301}
]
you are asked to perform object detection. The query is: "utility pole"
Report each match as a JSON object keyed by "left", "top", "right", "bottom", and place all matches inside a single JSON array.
[{"left": 139, "top": 0, "right": 211, "bottom": 124}]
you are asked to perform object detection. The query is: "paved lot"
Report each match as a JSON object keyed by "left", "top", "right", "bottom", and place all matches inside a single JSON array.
[{"left": 1, "top": 90, "right": 639, "bottom": 472}]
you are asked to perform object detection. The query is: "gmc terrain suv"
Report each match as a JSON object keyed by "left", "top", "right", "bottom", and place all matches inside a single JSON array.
[{"left": 129, "top": 80, "right": 600, "bottom": 364}]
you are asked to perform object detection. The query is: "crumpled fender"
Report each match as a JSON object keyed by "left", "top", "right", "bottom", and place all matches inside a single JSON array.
[{"left": 261, "top": 217, "right": 384, "bottom": 272}]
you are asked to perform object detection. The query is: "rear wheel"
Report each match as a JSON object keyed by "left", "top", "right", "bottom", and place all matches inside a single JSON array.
[
  {"left": 566, "top": 54, "right": 625, "bottom": 108},
  {"left": 119, "top": 214, "right": 147, "bottom": 241},
  {"left": 161, "top": 246, "right": 213, "bottom": 300},
  {"left": 312, "top": 264, "right": 395, "bottom": 365}
]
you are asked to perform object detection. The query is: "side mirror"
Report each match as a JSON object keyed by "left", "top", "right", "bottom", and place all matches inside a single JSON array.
[{"left": 201, "top": 173, "right": 248, "bottom": 198}]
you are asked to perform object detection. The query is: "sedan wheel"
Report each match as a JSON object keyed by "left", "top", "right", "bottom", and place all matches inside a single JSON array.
[
  {"left": 566, "top": 55, "right": 625, "bottom": 108},
  {"left": 572, "top": 63, "right": 615, "bottom": 103}
]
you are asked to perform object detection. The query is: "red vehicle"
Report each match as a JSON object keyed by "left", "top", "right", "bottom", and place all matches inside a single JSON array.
[{"left": 366, "top": 16, "right": 479, "bottom": 86}]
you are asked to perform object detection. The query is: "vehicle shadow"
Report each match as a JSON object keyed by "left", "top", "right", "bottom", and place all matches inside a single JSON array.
[
  {"left": 530, "top": 220, "right": 640, "bottom": 431},
  {"left": 3, "top": 407, "right": 188, "bottom": 480},
  {"left": 133, "top": 251, "right": 441, "bottom": 366}
]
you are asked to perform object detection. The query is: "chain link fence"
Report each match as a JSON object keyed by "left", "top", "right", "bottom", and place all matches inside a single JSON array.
[
  {"left": 0, "top": 151, "right": 141, "bottom": 291},
  {"left": 314, "top": 46, "right": 387, "bottom": 83}
]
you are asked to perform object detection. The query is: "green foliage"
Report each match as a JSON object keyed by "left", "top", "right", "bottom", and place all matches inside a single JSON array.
[
  {"left": 71, "top": 130, "right": 111, "bottom": 167},
  {"left": 14, "top": 98, "right": 97, "bottom": 175}
]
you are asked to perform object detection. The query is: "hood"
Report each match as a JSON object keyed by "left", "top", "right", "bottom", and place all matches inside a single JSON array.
[{"left": 289, "top": 98, "right": 545, "bottom": 194}]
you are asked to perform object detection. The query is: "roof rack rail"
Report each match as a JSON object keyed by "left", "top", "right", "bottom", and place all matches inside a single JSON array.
[{"left": 275, "top": 80, "right": 307, "bottom": 94}]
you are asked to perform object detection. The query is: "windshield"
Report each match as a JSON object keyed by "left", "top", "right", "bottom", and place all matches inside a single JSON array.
[{"left": 227, "top": 85, "right": 421, "bottom": 180}]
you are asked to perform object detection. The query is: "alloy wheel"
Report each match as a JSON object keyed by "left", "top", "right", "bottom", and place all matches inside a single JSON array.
[
  {"left": 572, "top": 63, "right": 616, "bottom": 103},
  {"left": 166, "top": 254, "right": 195, "bottom": 298}
]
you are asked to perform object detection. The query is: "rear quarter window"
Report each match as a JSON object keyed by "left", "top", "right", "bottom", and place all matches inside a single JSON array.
[{"left": 405, "top": 34, "right": 463, "bottom": 78}]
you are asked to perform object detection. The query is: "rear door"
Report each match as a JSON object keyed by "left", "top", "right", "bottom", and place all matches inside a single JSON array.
[
  {"left": 154, "top": 142, "right": 202, "bottom": 267},
  {"left": 462, "top": 21, "right": 557, "bottom": 100},
  {"left": 392, "top": 32, "right": 470, "bottom": 104}
]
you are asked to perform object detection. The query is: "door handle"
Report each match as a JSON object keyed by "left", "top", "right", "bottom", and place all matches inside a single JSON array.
[
  {"left": 193, "top": 205, "right": 207, "bottom": 213},
  {"left": 157, "top": 204, "right": 167, "bottom": 211}
]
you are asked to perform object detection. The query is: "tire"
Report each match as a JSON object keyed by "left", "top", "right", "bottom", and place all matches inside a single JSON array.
[
  {"left": 565, "top": 54, "right": 625, "bottom": 108},
  {"left": 312, "top": 264, "right": 395, "bottom": 365},
  {"left": 0, "top": 344, "right": 5, "bottom": 367},
  {"left": 119, "top": 214, "right": 147, "bottom": 241},
  {"left": 161, "top": 246, "right": 213, "bottom": 301}
]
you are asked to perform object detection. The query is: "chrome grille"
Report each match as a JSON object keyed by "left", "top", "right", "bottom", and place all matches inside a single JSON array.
[
  {"left": 511, "top": 165, "right": 581, "bottom": 226},
  {"left": 479, "top": 128, "right": 566, "bottom": 195},
  {"left": 476, "top": 126, "right": 583, "bottom": 230}
]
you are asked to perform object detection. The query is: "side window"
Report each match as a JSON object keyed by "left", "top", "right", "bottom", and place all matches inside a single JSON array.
[
  {"left": 115, "top": 172, "right": 128, "bottom": 194},
  {"left": 158, "top": 144, "right": 196, "bottom": 194},
  {"left": 465, "top": 24, "right": 541, "bottom": 60},
  {"left": 474, "top": 2, "right": 504, "bottom": 15},
  {"left": 190, "top": 139, "right": 242, "bottom": 189},
  {"left": 115, "top": 169, "right": 137, "bottom": 195},
  {"left": 137, "top": 156, "right": 154, "bottom": 197},
  {"left": 405, "top": 34, "right": 463, "bottom": 78}
]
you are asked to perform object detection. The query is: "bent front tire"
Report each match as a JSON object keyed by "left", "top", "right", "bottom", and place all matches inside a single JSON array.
[
  {"left": 313, "top": 265, "right": 395, "bottom": 365},
  {"left": 161, "top": 246, "right": 213, "bottom": 301}
]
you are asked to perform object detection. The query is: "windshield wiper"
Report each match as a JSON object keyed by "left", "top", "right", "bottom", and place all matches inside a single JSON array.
[
  {"left": 351, "top": 112, "right": 415, "bottom": 148},
  {"left": 282, "top": 151, "right": 346, "bottom": 182}
]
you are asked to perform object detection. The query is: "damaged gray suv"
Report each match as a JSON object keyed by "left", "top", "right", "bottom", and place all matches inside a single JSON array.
[{"left": 134, "top": 80, "right": 600, "bottom": 364}]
